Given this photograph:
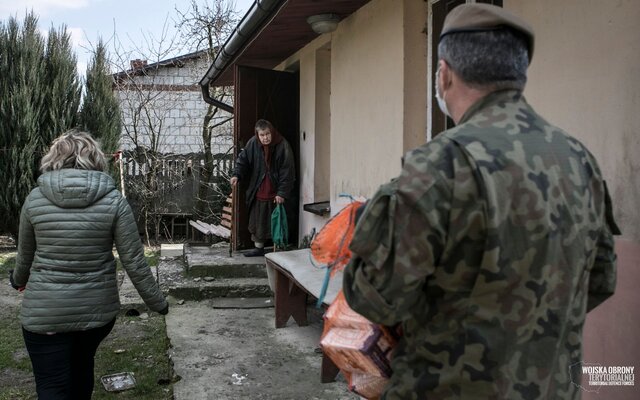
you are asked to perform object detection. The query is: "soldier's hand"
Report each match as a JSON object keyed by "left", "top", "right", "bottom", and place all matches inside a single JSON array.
[{"left": 230, "top": 176, "right": 238, "bottom": 187}]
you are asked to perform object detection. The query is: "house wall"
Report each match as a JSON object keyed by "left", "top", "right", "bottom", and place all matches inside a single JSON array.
[
  {"left": 116, "top": 56, "right": 233, "bottom": 155},
  {"left": 403, "top": 0, "right": 429, "bottom": 153},
  {"left": 330, "top": 0, "right": 427, "bottom": 207},
  {"left": 330, "top": 0, "right": 405, "bottom": 205},
  {"left": 506, "top": 0, "right": 640, "bottom": 242},
  {"left": 279, "top": 0, "right": 428, "bottom": 243},
  {"left": 505, "top": 2, "right": 640, "bottom": 397},
  {"left": 295, "top": 37, "right": 333, "bottom": 242}
]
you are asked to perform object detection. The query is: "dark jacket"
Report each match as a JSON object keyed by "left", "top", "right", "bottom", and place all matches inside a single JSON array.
[
  {"left": 233, "top": 136, "right": 295, "bottom": 208},
  {"left": 13, "top": 169, "right": 168, "bottom": 333}
]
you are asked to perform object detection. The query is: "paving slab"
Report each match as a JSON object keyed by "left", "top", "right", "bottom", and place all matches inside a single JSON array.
[
  {"left": 208, "top": 297, "right": 274, "bottom": 309},
  {"left": 167, "top": 277, "right": 272, "bottom": 300},
  {"left": 161, "top": 243, "right": 184, "bottom": 257},
  {"left": 165, "top": 301, "right": 358, "bottom": 400}
]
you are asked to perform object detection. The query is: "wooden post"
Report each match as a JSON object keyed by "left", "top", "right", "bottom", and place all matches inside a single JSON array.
[{"left": 117, "top": 150, "right": 126, "bottom": 198}]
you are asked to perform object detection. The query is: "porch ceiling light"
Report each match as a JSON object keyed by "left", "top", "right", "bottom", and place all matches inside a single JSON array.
[{"left": 307, "top": 13, "right": 340, "bottom": 34}]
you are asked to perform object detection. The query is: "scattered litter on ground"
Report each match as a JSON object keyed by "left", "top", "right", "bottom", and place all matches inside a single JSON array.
[
  {"left": 231, "top": 373, "right": 247, "bottom": 385},
  {"left": 100, "top": 372, "right": 137, "bottom": 392}
]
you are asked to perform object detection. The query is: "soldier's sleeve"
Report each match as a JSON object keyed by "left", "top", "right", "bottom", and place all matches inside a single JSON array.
[
  {"left": 343, "top": 145, "right": 452, "bottom": 326},
  {"left": 587, "top": 181, "right": 619, "bottom": 312}
]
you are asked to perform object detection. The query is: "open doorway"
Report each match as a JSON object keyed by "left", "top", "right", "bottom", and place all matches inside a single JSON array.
[{"left": 232, "top": 65, "right": 300, "bottom": 251}]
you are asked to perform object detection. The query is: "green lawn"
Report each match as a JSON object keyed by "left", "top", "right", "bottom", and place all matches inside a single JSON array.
[
  {"left": 0, "top": 252, "right": 15, "bottom": 275},
  {"left": 92, "top": 313, "right": 173, "bottom": 399},
  {"left": 0, "top": 249, "right": 173, "bottom": 400}
]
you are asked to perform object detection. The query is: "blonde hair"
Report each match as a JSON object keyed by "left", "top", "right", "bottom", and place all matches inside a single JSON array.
[{"left": 40, "top": 130, "right": 107, "bottom": 172}]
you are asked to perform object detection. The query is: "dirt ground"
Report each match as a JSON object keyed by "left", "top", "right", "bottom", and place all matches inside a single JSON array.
[
  {"left": 1, "top": 248, "right": 360, "bottom": 400},
  {"left": 0, "top": 271, "right": 35, "bottom": 399}
]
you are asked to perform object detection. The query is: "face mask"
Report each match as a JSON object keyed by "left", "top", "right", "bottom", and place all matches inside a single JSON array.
[{"left": 435, "top": 67, "right": 451, "bottom": 118}]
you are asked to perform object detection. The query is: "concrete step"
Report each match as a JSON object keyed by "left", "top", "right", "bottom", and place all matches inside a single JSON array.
[
  {"left": 186, "top": 262, "right": 267, "bottom": 279},
  {"left": 184, "top": 243, "right": 267, "bottom": 279},
  {"left": 167, "top": 277, "right": 272, "bottom": 301},
  {"left": 119, "top": 260, "right": 273, "bottom": 311}
]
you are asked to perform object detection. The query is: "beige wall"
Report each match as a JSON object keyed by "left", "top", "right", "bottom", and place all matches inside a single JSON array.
[
  {"left": 403, "top": 0, "right": 429, "bottom": 152},
  {"left": 331, "top": 0, "right": 428, "bottom": 211},
  {"left": 280, "top": 0, "right": 428, "bottom": 242},
  {"left": 506, "top": 0, "right": 640, "bottom": 242},
  {"left": 314, "top": 45, "right": 332, "bottom": 202},
  {"left": 288, "top": 36, "right": 332, "bottom": 242},
  {"left": 504, "top": 3, "right": 640, "bottom": 398},
  {"left": 330, "top": 0, "right": 405, "bottom": 205}
]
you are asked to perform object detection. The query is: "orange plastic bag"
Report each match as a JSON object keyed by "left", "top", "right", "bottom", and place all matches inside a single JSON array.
[{"left": 310, "top": 201, "right": 363, "bottom": 277}]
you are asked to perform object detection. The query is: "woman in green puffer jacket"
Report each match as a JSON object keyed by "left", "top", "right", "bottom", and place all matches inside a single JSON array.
[{"left": 10, "top": 130, "right": 169, "bottom": 399}]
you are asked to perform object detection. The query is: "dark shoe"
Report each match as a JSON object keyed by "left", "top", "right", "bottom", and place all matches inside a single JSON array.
[{"left": 244, "top": 248, "right": 265, "bottom": 257}]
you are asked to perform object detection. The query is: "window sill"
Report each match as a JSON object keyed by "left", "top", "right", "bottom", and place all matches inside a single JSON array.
[{"left": 303, "top": 201, "right": 330, "bottom": 216}]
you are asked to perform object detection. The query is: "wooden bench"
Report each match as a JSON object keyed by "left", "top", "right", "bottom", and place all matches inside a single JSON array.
[
  {"left": 189, "top": 220, "right": 230, "bottom": 240},
  {"left": 221, "top": 195, "right": 233, "bottom": 232},
  {"left": 264, "top": 248, "right": 342, "bottom": 383},
  {"left": 189, "top": 195, "right": 232, "bottom": 242}
]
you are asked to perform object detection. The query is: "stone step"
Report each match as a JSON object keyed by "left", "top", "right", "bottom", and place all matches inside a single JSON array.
[
  {"left": 186, "top": 262, "right": 267, "bottom": 279},
  {"left": 167, "top": 277, "right": 272, "bottom": 301},
  {"left": 184, "top": 243, "right": 267, "bottom": 279}
]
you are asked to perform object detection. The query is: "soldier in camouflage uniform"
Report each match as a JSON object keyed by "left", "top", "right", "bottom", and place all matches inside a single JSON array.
[{"left": 343, "top": 4, "right": 619, "bottom": 399}]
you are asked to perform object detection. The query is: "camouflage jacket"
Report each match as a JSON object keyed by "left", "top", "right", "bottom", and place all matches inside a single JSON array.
[{"left": 343, "top": 89, "right": 618, "bottom": 400}]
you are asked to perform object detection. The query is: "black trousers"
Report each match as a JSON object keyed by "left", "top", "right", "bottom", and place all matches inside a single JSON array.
[{"left": 22, "top": 318, "right": 116, "bottom": 400}]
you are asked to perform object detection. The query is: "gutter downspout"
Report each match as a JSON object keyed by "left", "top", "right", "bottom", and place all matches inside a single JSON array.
[
  {"left": 201, "top": 85, "right": 234, "bottom": 113},
  {"left": 199, "top": 0, "right": 285, "bottom": 113}
]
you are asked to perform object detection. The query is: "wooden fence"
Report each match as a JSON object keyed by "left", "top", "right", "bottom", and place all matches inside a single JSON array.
[{"left": 119, "top": 151, "right": 234, "bottom": 240}]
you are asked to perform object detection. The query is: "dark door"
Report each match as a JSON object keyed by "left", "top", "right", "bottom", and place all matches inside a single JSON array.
[
  {"left": 233, "top": 65, "right": 300, "bottom": 251},
  {"left": 431, "top": 0, "right": 502, "bottom": 136}
]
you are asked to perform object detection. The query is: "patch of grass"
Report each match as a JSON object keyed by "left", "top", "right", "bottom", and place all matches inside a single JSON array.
[
  {"left": 0, "top": 313, "right": 173, "bottom": 399},
  {"left": 0, "top": 305, "right": 31, "bottom": 373},
  {"left": 0, "top": 388, "right": 35, "bottom": 400},
  {"left": 0, "top": 250, "right": 172, "bottom": 400},
  {"left": 92, "top": 314, "right": 173, "bottom": 399},
  {"left": 0, "top": 251, "right": 16, "bottom": 275},
  {"left": 144, "top": 248, "right": 159, "bottom": 267}
]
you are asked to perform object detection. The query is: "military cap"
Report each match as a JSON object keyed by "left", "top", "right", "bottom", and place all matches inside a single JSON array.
[{"left": 440, "top": 3, "right": 534, "bottom": 62}]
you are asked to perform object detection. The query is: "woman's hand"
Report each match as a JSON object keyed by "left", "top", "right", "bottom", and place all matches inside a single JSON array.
[
  {"left": 275, "top": 196, "right": 285, "bottom": 204},
  {"left": 230, "top": 176, "right": 238, "bottom": 187},
  {"left": 8, "top": 270, "right": 25, "bottom": 292}
]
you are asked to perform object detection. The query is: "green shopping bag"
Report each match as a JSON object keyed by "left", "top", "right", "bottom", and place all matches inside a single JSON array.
[{"left": 271, "top": 203, "right": 289, "bottom": 249}]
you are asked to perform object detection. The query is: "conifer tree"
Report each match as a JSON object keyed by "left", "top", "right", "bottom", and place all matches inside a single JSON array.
[
  {"left": 0, "top": 13, "right": 46, "bottom": 238},
  {"left": 80, "top": 39, "right": 122, "bottom": 175},
  {"left": 0, "top": 13, "right": 82, "bottom": 238},
  {"left": 40, "top": 26, "right": 82, "bottom": 148}
]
